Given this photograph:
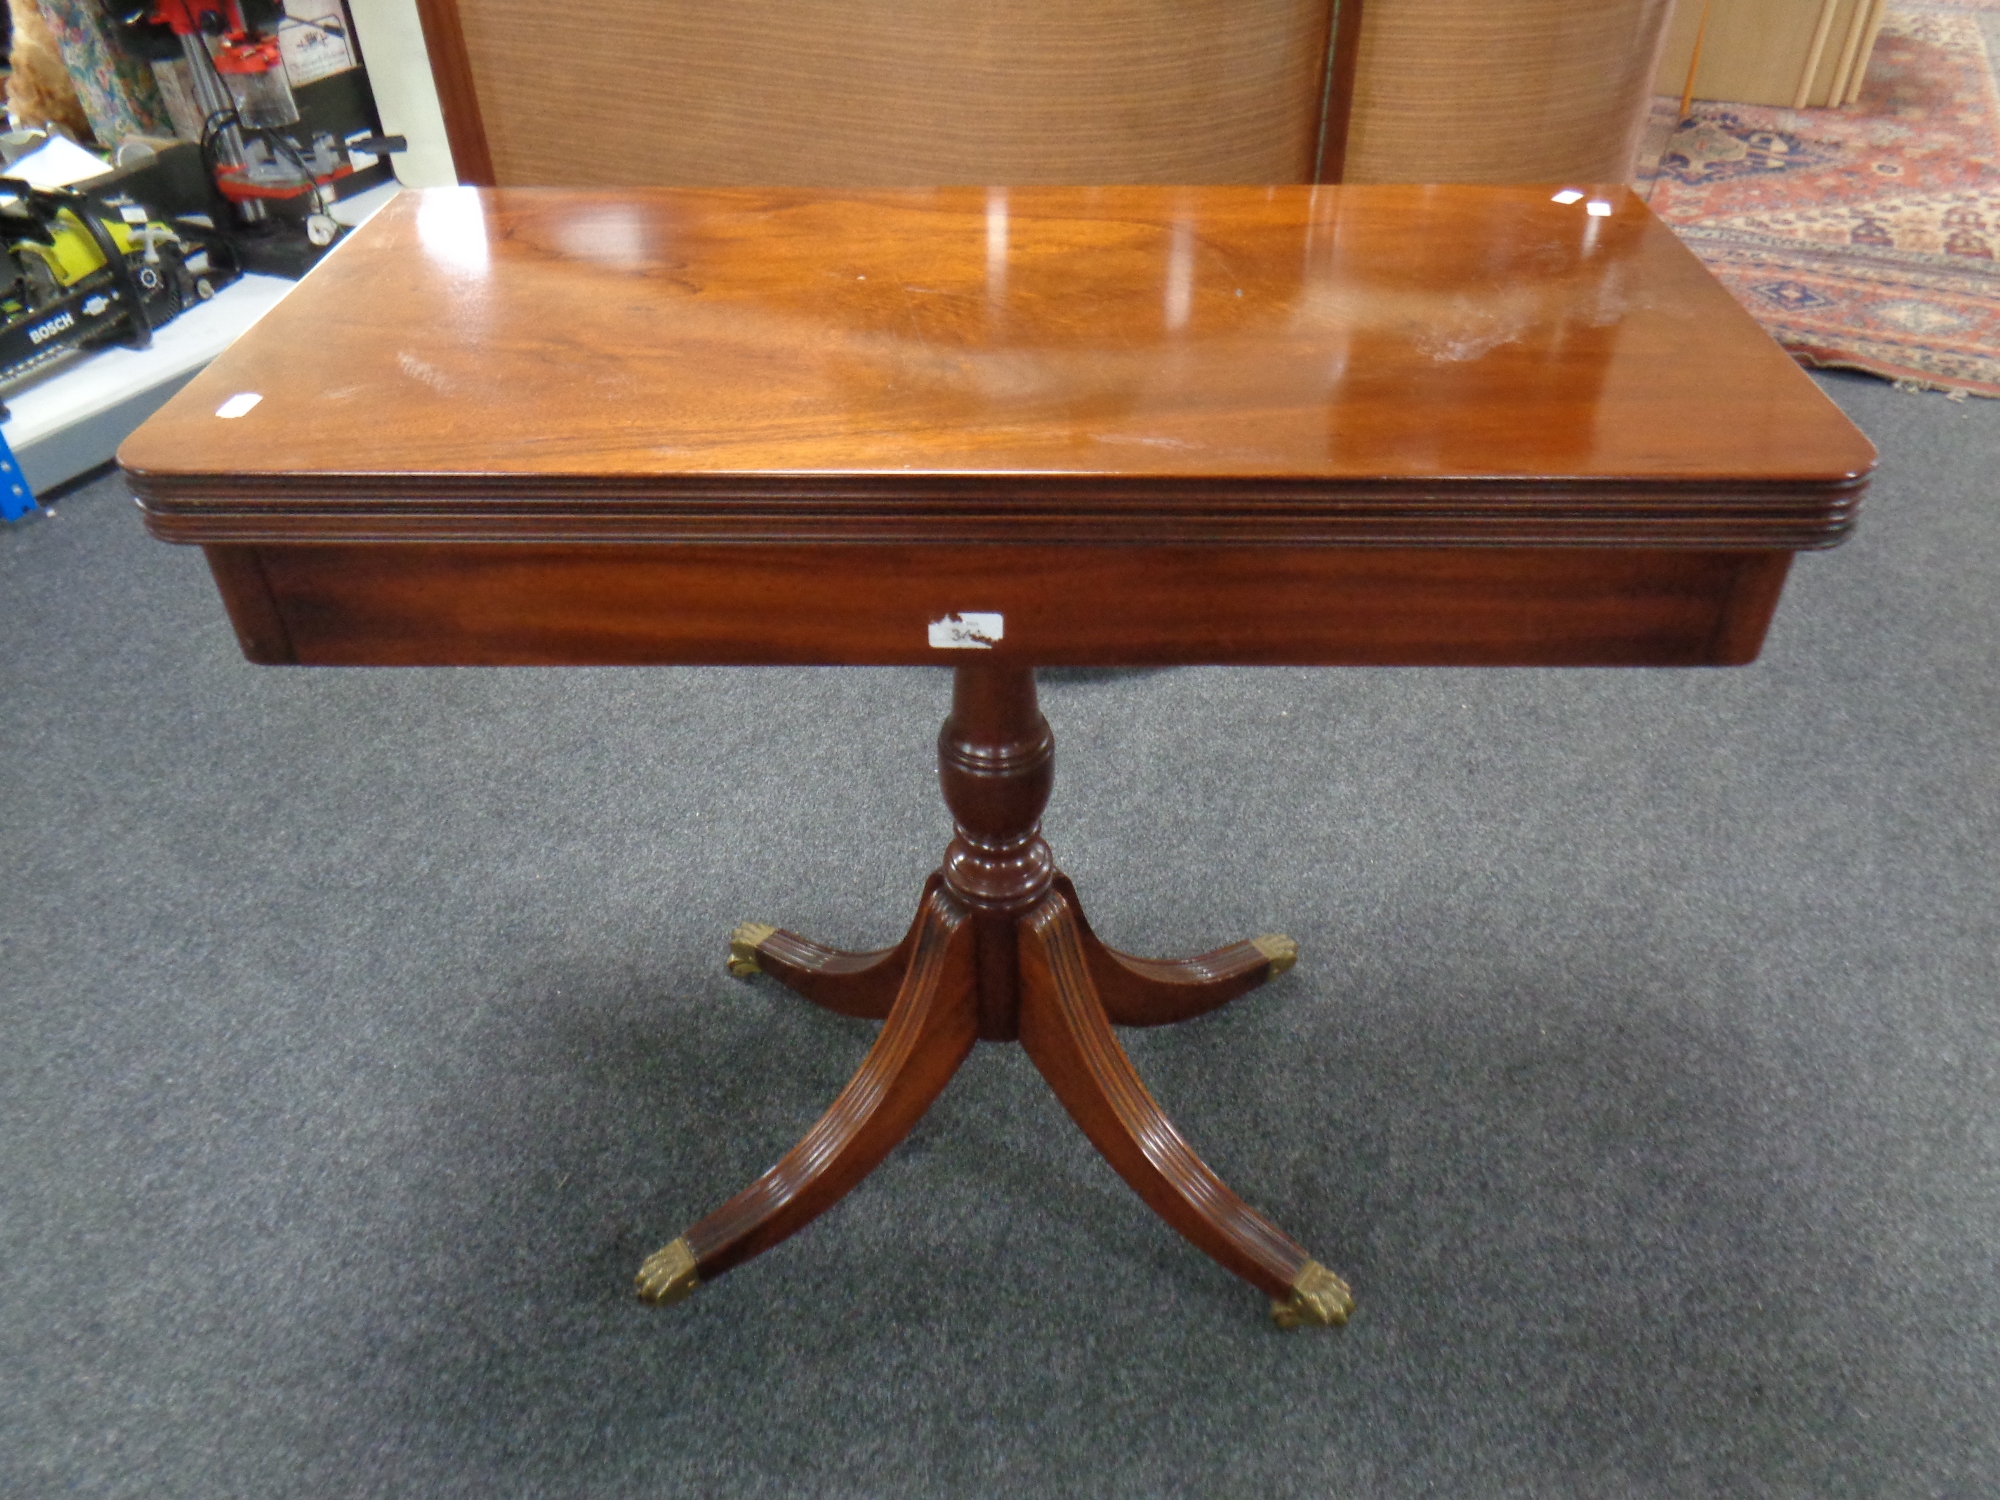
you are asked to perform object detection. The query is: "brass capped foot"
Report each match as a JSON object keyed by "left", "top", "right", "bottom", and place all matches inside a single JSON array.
[
  {"left": 636, "top": 1237, "right": 701, "bottom": 1304},
  {"left": 1250, "top": 933, "right": 1298, "bottom": 975},
  {"left": 727, "top": 922, "right": 778, "bottom": 978},
  {"left": 1270, "top": 1260, "right": 1353, "bottom": 1328}
]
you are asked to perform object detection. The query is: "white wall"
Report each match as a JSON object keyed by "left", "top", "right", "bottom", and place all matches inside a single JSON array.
[{"left": 345, "top": 0, "right": 458, "bottom": 186}]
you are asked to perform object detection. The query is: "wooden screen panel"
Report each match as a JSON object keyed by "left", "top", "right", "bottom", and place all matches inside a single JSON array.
[
  {"left": 1342, "top": 0, "right": 1676, "bottom": 183},
  {"left": 447, "top": 0, "right": 1336, "bottom": 187}
]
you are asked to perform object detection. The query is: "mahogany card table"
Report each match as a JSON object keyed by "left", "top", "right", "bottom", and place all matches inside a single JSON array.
[{"left": 121, "top": 185, "right": 1874, "bottom": 1327}]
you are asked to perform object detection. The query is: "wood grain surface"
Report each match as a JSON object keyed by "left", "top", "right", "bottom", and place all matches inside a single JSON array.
[
  {"left": 123, "top": 186, "right": 1872, "bottom": 549},
  {"left": 681, "top": 880, "right": 980, "bottom": 1280},
  {"left": 1018, "top": 888, "right": 1314, "bottom": 1301},
  {"left": 200, "top": 542, "right": 1793, "bottom": 668},
  {"left": 128, "top": 185, "right": 1870, "bottom": 671}
]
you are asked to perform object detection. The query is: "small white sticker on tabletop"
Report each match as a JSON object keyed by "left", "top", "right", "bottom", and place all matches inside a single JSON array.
[
  {"left": 216, "top": 392, "right": 262, "bottom": 418},
  {"left": 928, "top": 612, "right": 1004, "bottom": 649}
]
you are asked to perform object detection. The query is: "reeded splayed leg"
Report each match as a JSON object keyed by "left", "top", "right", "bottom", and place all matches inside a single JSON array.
[
  {"left": 1050, "top": 875, "right": 1300, "bottom": 1028},
  {"left": 724, "top": 875, "right": 948, "bottom": 1021},
  {"left": 637, "top": 882, "right": 979, "bottom": 1303},
  {"left": 1016, "top": 887, "right": 1352, "bottom": 1328},
  {"left": 648, "top": 663, "right": 1340, "bottom": 1325}
]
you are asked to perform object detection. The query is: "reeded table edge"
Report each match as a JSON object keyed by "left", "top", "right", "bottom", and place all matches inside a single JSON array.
[{"left": 129, "top": 474, "right": 1868, "bottom": 550}]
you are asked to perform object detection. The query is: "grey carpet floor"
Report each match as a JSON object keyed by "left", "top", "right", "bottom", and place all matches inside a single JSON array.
[{"left": 2, "top": 371, "right": 1996, "bottom": 1498}]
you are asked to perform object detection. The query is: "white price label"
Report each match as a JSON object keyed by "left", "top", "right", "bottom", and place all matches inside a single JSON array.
[{"left": 927, "top": 612, "right": 1004, "bottom": 650}]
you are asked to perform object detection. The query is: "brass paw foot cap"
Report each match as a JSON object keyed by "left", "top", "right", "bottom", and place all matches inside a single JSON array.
[
  {"left": 1251, "top": 933, "right": 1298, "bottom": 976},
  {"left": 1270, "top": 1260, "right": 1352, "bottom": 1328},
  {"left": 727, "top": 922, "right": 778, "bottom": 978},
  {"left": 636, "top": 1237, "right": 702, "bottom": 1304}
]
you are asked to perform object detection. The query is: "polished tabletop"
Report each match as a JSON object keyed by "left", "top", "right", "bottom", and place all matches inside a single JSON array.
[{"left": 123, "top": 185, "right": 1872, "bottom": 550}]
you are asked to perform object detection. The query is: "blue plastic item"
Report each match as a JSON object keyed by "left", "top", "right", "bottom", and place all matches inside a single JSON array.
[{"left": 0, "top": 424, "right": 35, "bottom": 521}]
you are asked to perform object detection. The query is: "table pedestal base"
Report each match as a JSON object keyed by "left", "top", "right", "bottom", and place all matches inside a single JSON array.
[{"left": 636, "top": 665, "right": 1352, "bottom": 1328}]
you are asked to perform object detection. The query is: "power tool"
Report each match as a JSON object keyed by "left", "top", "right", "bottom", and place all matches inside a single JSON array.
[{"left": 0, "top": 180, "right": 236, "bottom": 393}]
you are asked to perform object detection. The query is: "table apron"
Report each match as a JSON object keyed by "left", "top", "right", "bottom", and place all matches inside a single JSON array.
[{"left": 205, "top": 541, "right": 1794, "bottom": 668}]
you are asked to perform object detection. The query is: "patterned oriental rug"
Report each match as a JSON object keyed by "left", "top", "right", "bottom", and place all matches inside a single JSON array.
[{"left": 1640, "top": 0, "right": 2000, "bottom": 396}]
